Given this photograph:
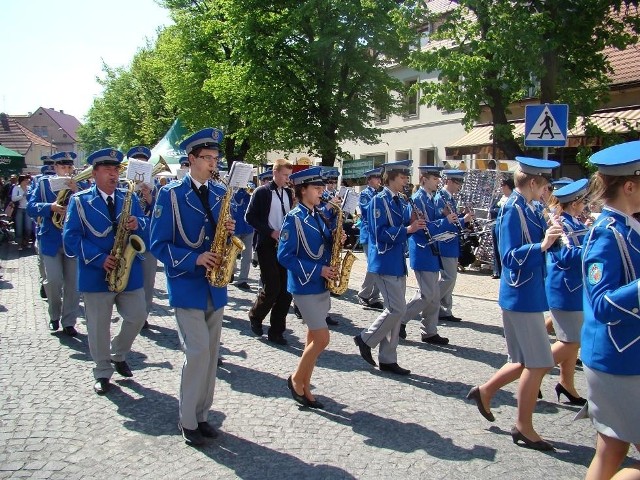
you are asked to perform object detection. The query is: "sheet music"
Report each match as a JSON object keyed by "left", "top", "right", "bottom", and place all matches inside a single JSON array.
[
  {"left": 337, "top": 186, "right": 349, "bottom": 199},
  {"left": 341, "top": 189, "right": 358, "bottom": 215},
  {"left": 47, "top": 176, "right": 71, "bottom": 193},
  {"left": 431, "top": 232, "right": 457, "bottom": 243},
  {"left": 126, "top": 159, "right": 153, "bottom": 185},
  {"left": 226, "top": 162, "right": 253, "bottom": 189}
]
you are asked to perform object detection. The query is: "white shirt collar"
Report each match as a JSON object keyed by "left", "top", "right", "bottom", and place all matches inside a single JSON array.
[
  {"left": 191, "top": 177, "right": 205, "bottom": 190},
  {"left": 97, "top": 188, "right": 114, "bottom": 203}
]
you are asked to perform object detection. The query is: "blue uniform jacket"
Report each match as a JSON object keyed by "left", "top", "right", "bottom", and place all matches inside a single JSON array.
[
  {"left": 150, "top": 174, "right": 227, "bottom": 311},
  {"left": 497, "top": 191, "right": 550, "bottom": 312},
  {"left": 358, "top": 186, "right": 377, "bottom": 245},
  {"left": 231, "top": 189, "right": 253, "bottom": 235},
  {"left": 367, "top": 187, "right": 410, "bottom": 276},
  {"left": 545, "top": 212, "right": 587, "bottom": 311},
  {"left": 277, "top": 203, "right": 332, "bottom": 295},
  {"left": 408, "top": 188, "right": 449, "bottom": 272},
  {"left": 27, "top": 176, "right": 63, "bottom": 256},
  {"left": 63, "top": 185, "right": 147, "bottom": 293},
  {"left": 581, "top": 208, "right": 640, "bottom": 375},
  {"left": 434, "top": 188, "right": 464, "bottom": 258}
]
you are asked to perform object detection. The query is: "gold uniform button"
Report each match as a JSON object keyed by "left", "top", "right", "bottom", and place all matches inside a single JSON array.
[{"left": 633, "top": 308, "right": 639, "bottom": 314}]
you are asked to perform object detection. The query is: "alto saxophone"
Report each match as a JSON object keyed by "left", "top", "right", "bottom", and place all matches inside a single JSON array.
[
  {"left": 206, "top": 183, "right": 245, "bottom": 287},
  {"left": 106, "top": 179, "right": 146, "bottom": 292},
  {"left": 326, "top": 203, "right": 357, "bottom": 295}
]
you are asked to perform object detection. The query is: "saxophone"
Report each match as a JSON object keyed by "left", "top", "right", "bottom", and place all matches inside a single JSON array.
[
  {"left": 326, "top": 204, "right": 357, "bottom": 295},
  {"left": 106, "top": 179, "right": 146, "bottom": 293},
  {"left": 206, "top": 184, "right": 245, "bottom": 287}
]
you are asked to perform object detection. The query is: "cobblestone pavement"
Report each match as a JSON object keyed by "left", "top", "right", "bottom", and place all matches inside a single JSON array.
[{"left": 1, "top": 246, "right": 638, "bottom": 479}]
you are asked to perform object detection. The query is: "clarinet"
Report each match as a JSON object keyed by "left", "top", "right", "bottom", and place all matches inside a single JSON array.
[
  {"left": 405, "top": 195, "right": 440, "bottom": 256},
  {"left": 444, "top": 199, "right": 463, "bottom": 232}
]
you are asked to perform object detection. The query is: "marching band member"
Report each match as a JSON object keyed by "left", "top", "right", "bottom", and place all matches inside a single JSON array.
[
  {"left": 278, "top": 167, "right": 341, "bottom": 408},
  {"left": 490, "top": 177, "right": 514, "bottom": 279},
  {"left": 400, "top": 166, "right": 458, "bottom": 345},
  {"left": 353, "top": 160, "right": 425, "bottom": 375},
  {"left": 245, "top": 158, "right": 294, "bottom": 345},
  {"left": 467, "top": 157, "right": 562, "bottom": 451},
  {"left": 27, "top": 152, "right": 81, "bottom": 335},
  {"left": 150, "top": 128, "right": 234, "bottom": 446},
  {"left": 321, "top": 168, "right": 340, "bottom": 202},
  {"left": 544, "top": 179, "right": 589, "bottom": 405},
  {"left": 34, "top": 159, "right": 56, "bottom": 299},
  {"left": 357, "top": 168, "right": 384, "bottom": 311},
  {"left": 579, "top": 141, "right": 640, "bottom": 479},
  {"left": 231, "top": 185, "right": 254, "bottom": 291},
  {"left": 434, "top": 170, "right": 472, "bottom": 322},
  {"left": 258, "top": 170, "right": 273, "bottom": 187},
  {"left": 126, "top": 146, "right": 157, "bottom": 326},
  {"left": 63, "top": 149, "right": 148, "bottom": 395}
]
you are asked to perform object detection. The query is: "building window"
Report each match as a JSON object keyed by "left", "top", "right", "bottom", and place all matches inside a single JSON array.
[
  {"left": 420, "top": 148, "right": 435, "bottom": 166},
  {"left": 396, "top": 150, "right": 411, "bottom": 161},
  {"left": 33, "top": 126, "right": 49, "bottom": 138},
  {"left": 374, "top": 106, "right": 389, "bottom": 125},
  {"left": 419, "top": 23, "right": 431, "bottom": 50},
  {"left": 404, "top": 79, "right": 419, "bottom": 119}
]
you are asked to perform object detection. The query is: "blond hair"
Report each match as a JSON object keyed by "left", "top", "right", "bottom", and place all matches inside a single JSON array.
[
  {"left": 273, "top": 158, "right": 293, "bottom": 172},
  {"left": 513, "top": 167, "right": 549, "bottom": 189}
]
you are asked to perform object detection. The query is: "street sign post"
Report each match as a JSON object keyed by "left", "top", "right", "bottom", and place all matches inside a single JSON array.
[{"left": 524, "top": 104, "right": 569, "bottom": 149}]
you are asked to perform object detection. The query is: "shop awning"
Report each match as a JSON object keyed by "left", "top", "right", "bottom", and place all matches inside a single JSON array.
[{"left": 447, "top": 106, "right": 640, "bottom": 149}]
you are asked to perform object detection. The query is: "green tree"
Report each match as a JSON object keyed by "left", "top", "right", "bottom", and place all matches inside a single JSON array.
[
  {"left": 78, "top": 45, "right": 176, "bottom": 154},
  {"left": 411, "top": 0, "right": 640, "bottom": 159},
  {"left": 225, "top": 0, "right": 417, "bottom": 166}
]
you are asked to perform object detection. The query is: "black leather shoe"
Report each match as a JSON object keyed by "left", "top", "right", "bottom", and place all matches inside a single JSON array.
[
  {"left": 379, "top": 362, "right": 411, "bottom": 375},
  {"left": 326, "top": 315, "right": 339, "bottom": 326},
  {"left": 197, "top": 422, "right": 219, "bottom": 438},
  {"left": 307, "top": 398, "right": 325, "bottom": 409},
  {"left": 440, "top": 315, "right": 462, "bottom": 322},
  {"left": 354, "top": 335, "right": 376, "bottom": 367},
  {"left": 369, "top": 301, "right": 384, "bottom": 310},
  {"left": 63, "top": 326, "right": 78, "bottom": 337},
  {"left": 399, "top": 324, "right": 407, "bottom": 340},
  {"left": 94, "top": 378, "right": 110, "bottom": 395},
  {"left": 293, "top": 304, "right": 303, "bottom": 319},
  {"left": 40, "top": 284, "right": 47, "bottom": 299},
  {"left": 511, "top": 427, "right": 555, "bottom": 451},
  {"left": 235, "top": 281, "right": 251, "bottom": 291},
  {"left": 49, "top": 320, "right": 60, "bottom": 331},
  {"left": 422, "top": 334, "right": 449, "bottom": 345},
  {"left": 250, "top": 319, "right": 264, "bottom": 336},
  {"left": 180, "top": 424, "right": 205, "bottom": 446},
  {"left": 287, "top": 376, "right": 310, "bottom": 407},
  {"left": 111, "top": 360, "right": 133, "bottom": 378},
  {"left": 466, "top": 386, "right": 495, "bottom": 422},
  {"left": 268, "top": 334, "right": 288, "bottom": 345}
]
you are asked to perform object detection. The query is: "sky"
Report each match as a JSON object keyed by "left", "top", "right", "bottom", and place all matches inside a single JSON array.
[{"left": 0, "top": 0, "right": 173, "bottom": 121}]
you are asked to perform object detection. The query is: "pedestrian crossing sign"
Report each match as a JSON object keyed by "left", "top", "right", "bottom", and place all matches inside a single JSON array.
[{"left": 524, "top": 104, "right": 569, "bottom": 147}]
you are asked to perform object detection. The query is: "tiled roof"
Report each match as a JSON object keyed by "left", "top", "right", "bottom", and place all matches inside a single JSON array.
[
  {"left": 426, "top": 0, "right": 457, "bottom": 15},
  {"left": 41, "top": 108, "right": 81, "bottom": 141},
  {"left": 606, "top": 42, "right": 640, "bottom": 86},
  {"left": 0, "top": 113, "right": 53, "bottom": 155}
]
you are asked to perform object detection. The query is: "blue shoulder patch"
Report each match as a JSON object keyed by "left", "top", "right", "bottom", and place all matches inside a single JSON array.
[{"left": 587, "top": 262, "right": 603, "bottom": 285}]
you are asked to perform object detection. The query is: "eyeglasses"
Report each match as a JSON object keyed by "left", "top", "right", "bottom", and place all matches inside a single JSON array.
[{"left": 197, "top": 155, "right": 220, "bottom": 162}]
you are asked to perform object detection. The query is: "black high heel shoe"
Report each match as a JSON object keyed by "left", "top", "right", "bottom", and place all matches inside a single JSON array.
[
  {"left": 466, "top": 386, "right": 495, "bottom": 422},
  {"left": 510, "top": 427, "right": 555, "bottom": 451},
  {"left": 287, "top": 376, "right": 310, "bottom": 407},
  {"left": 555, "top": 383, "right": 586, "bottom": 406}
]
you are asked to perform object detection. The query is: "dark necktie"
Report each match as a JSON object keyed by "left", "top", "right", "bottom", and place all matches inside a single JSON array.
[
  {"left": 393, "top": 195, "right": 400, "bottom": 207},
  {"left": 106, "top": 196, "right": 116, "bottom": 227},
  {"left": 195, "top": 183, "right": 217, "bottom": 230}
]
